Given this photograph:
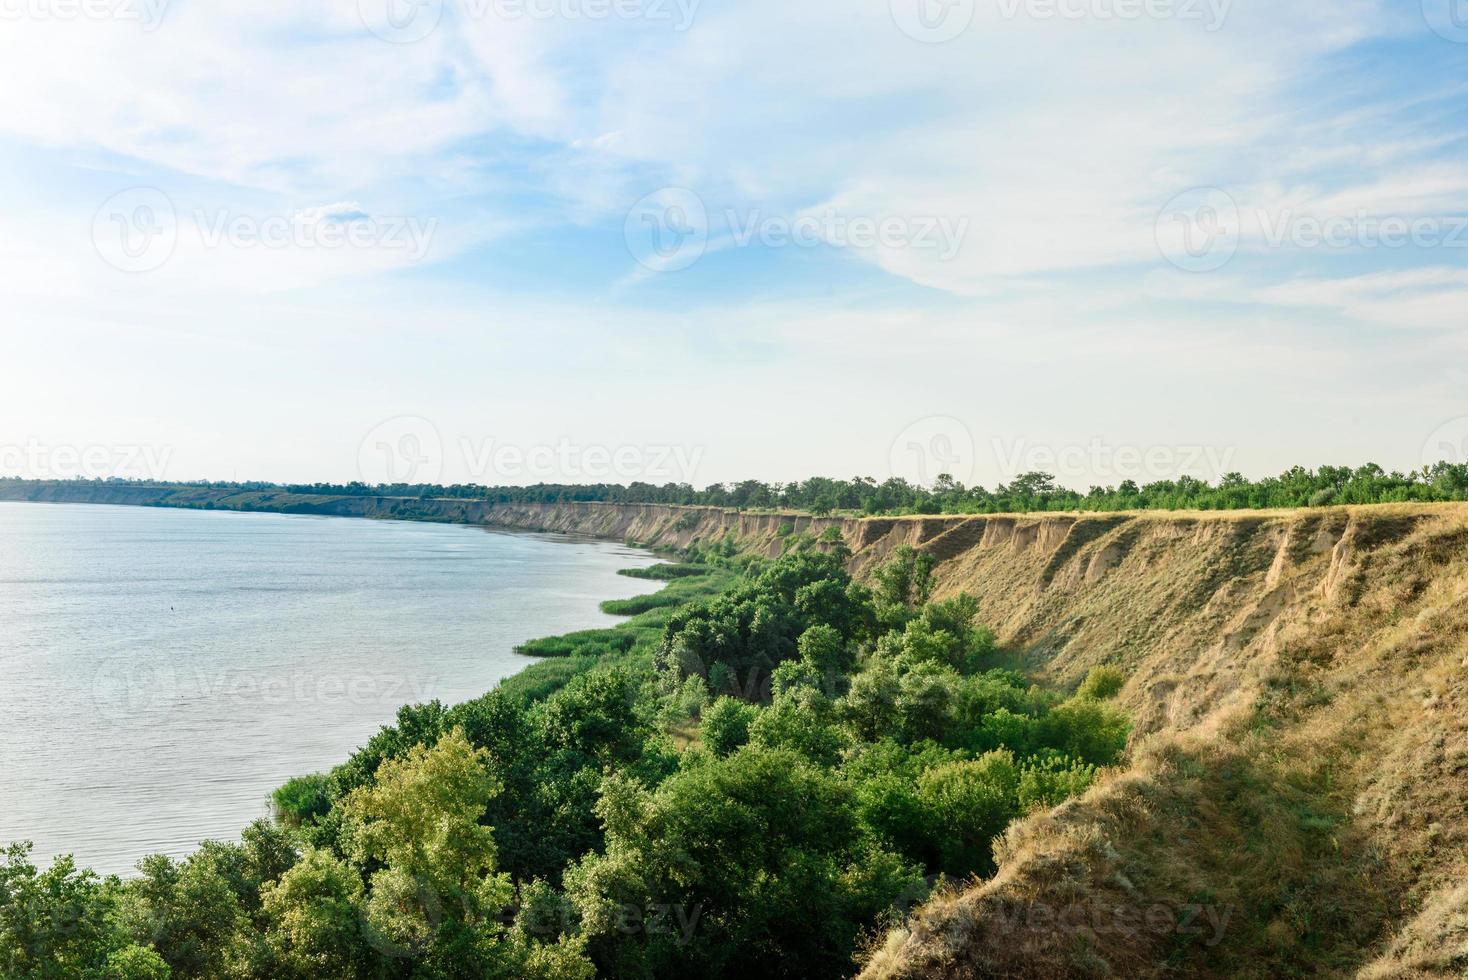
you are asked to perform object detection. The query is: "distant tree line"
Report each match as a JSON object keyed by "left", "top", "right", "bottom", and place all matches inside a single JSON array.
[{"left": 7, "top": 461, "right": 1468, "bottom": 515}]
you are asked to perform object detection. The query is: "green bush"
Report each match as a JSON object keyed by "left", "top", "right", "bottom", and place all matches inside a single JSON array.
[
  {"left": 1075, "top": 665, "right": 1126, "bottom": 700},
  {"left": 1037, "top": 697, "right": 1131, "bottom": 765},
  {"left": 270, "top": 772, "right": 333, "bottom": 827},
  {"left": 1018, "top": 755, "right": 1097, "bottom": 809},
  {"left": 618, "top": 563, "right": 710, "bottom": 580},
  {"left": 600, "top": 592, "right": 684, "bottom": 615},
  {"left": 517, "top": 628, "right": 636, "bottom": 658},
  {"left": 917, "top": 751, "right": 1021, "bottom": 875}
]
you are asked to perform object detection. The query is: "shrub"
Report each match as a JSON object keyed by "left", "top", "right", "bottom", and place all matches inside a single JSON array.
[
  {"left": 1037, "top": 697, "right": 1131, "bottom": 766},
  {"left": 618, "top": 563, "right": 709, "bottom": 580},
  {"left": 271, "top": 773, "right": 333, "bottom": 827},
  {"left": 917, "top": 751, "right": 1021, "bottom": 875},
  {"left": 1017, "top": 755, "right": 1097, "bottom": 810},
  {"left": 1075, "top": 665, "right": 1126, "bottom": 701}
]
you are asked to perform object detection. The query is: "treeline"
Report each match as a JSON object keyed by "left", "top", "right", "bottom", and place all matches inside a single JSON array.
[
  {"left": 12, "top": 460, "right": 1468, "bottom": 515},
  {"left": 1, "top": 545, "right": 1130, "bottom": 979}
]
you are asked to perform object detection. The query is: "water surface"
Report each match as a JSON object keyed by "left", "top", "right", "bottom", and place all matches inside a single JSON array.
[{"left": 0, "top": 502, "right": 658, "bottom": 875}]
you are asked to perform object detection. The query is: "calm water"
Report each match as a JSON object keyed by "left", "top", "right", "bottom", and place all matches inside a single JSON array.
[{"left": 0, "top": 502, "right": 659, "bottom": 876}]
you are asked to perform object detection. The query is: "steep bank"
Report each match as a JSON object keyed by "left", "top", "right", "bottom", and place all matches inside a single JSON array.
[
  {"left": 853, "top": 503, "right": 1468, "bottom": 978},
  {"left": 6, "top": 484, "right": 1466, "bottom": 973}
]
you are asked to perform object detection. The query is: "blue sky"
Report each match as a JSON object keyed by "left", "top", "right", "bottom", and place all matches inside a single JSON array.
[{"left": 1, "top": 0, "right": 1466, "bottom": 489}]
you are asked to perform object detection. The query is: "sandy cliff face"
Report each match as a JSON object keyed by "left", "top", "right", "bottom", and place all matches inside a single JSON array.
[
  {"left": 6, "top": 486, "right": 1465, "bottom": 974},
  {"left": 843, "top": 505, "right": 1468, "bottom": 978}
]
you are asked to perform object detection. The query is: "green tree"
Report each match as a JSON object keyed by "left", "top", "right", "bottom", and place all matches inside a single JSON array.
[
  {"left": 0, "top": 844, "right": 129, "bottom": 980},
  {"left": 340, "top": 727, "right": 514, "bottom": 965},
  {"left": 917, "top": 751, "right": 1021, "bottom": 875},
  {"left": 565, "top": 748, "right": 919, "bottom": 979},
  {"left": 700, "top": 697, "right": 757, "bottom": 757},
  {"left": 259, "top": 849, "right": 366, "bottom": 979}
]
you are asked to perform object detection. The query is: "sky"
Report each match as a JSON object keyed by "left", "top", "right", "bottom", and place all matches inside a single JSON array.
[{"left": 0, "top": 0, "right": 1466, "bottom": 491}]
